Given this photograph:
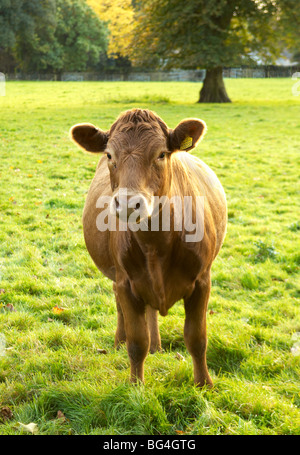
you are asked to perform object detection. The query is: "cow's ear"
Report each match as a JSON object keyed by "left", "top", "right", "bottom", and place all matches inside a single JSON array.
[
  {"left": 168, "top": 118, "right": 206, "bottom": 152},
  {"left": 70, "top": 123, "right": 108, "bottom": 152}
]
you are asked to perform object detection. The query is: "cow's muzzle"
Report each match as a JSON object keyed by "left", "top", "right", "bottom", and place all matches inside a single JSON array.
[{"left": 110, "top": 189, "right": 152, "bottom": 223}]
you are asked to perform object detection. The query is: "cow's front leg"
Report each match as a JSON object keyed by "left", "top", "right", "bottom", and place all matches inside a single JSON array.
[
  {"left": 184, "top": 271, "right": 213, "bottom": 388},
  {"left": 116, "top": 279, "right": 150, "bottom": 383},
  {"left": 113, "top": 282, "right": 126, "bottom": 348}
]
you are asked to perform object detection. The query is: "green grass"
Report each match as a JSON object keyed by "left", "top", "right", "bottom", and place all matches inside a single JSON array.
[{"left": 0, "top": 79, "right": 299, "bottom": 435}]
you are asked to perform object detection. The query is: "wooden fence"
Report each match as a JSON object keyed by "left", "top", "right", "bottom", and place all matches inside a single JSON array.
[{"left": 4, "top": 66, "right": 300, "bottom": 82}]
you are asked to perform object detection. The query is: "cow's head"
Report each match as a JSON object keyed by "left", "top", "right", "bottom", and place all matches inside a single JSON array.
[{"left": 70, "top": 109, "right": 206, "bottom": 221}]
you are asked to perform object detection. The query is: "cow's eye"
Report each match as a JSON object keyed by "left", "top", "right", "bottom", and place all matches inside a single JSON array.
[
  {"left": 158, "top": 152, "right": 165, "bottom": 159},
  {"left": 107, "top": 153, "right": 112, "bottom": 160}
]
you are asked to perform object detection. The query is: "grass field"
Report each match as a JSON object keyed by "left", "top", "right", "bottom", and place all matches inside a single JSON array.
[{"left": 0, "top": 79, "right": 299, "bottom": 435}]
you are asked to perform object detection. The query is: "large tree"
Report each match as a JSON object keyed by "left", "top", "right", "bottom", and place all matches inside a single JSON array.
[{"left": 130, "top": 0, "right": 298, "bottom": 102}]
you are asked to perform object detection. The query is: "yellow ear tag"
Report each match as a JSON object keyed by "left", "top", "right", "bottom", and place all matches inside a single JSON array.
[{"left": 180, "top": 136, "right": 193, "bottom": 150}]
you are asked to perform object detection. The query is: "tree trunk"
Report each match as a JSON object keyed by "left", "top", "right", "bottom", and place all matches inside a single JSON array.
[{"left": 198, "top": 67, "right": 231, "bottom": 103}]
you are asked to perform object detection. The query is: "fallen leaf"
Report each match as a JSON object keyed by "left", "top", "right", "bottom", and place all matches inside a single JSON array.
[
  {"left": 18, "top": 422, "right": 38, "bottom": 434},
  {"left": 0, "top": 289, "right": 5, "bottom": 294},
  {"left": 56, "top": 410, "right": 67, "bottom": 422},
  {"left": 52, "top": 305, "right": 64, "bottom": 314},
  {"left": 5, "top": 303, "right": 16, "bottom": 312},
  {"left": 175, "top": 430, "right": 185, "bottom": 435},
  {"left": 175, "top": 352, "right": 186, "bottom": 362},
  {"left": 291, "top": 341, "right": 300, "bottom": 357},
  {"left": 0, "top": 406, "right": 13, "bottom": 422}
]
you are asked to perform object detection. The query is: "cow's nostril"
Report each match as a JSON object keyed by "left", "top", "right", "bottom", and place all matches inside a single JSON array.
[{"left": 135, "top": 202, "right": 140, "bottom": 210}]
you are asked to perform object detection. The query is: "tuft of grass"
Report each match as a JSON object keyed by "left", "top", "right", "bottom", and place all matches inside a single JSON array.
[
  {"left": 240, "top": 271, "right": 260, "bottom": 290},
  {"left": 252, "top": 240, "right": 279, "bottom": 263},
  {"left": 288, "top": 221, "right": 300, "bottom": 232}
]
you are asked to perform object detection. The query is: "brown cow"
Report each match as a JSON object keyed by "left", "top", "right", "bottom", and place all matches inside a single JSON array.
[{"left": 70, "top": 108, "right": 227, "bottom": 387}]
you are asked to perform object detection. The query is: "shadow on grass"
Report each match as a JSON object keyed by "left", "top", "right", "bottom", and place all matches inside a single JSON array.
[{"left": 207, "top": 336, "right": 246, "bottom": 376}]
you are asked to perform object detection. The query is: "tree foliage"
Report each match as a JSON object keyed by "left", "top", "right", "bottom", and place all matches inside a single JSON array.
[
  {"left": 12, "top": 0, "right": 58, "bottom": 72},
  {"left": 277, "top": 1, "right": 300, "bottom": 63},
  {"left": 87, "top": 0, "right": 135, "bottom": 59},
  {"left": 53, "top": 0, "right": 108, "bottom": 72},
  {"left": 1, "top": 0, "right": 298, "bottom": 78},
  {"left": 0, "top": 0, "right": 108, "bottom": 73}
]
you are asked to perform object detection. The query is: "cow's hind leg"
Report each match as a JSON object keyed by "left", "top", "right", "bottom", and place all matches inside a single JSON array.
[
  {"left": 146, "top": 306, "right": 161, "bottom": 353},
  {"left": 184, "top": 272, "right": 213, "bottom": 388},
  {"left": 113, "top": 282, "right": 126, "bottom": 348}
]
